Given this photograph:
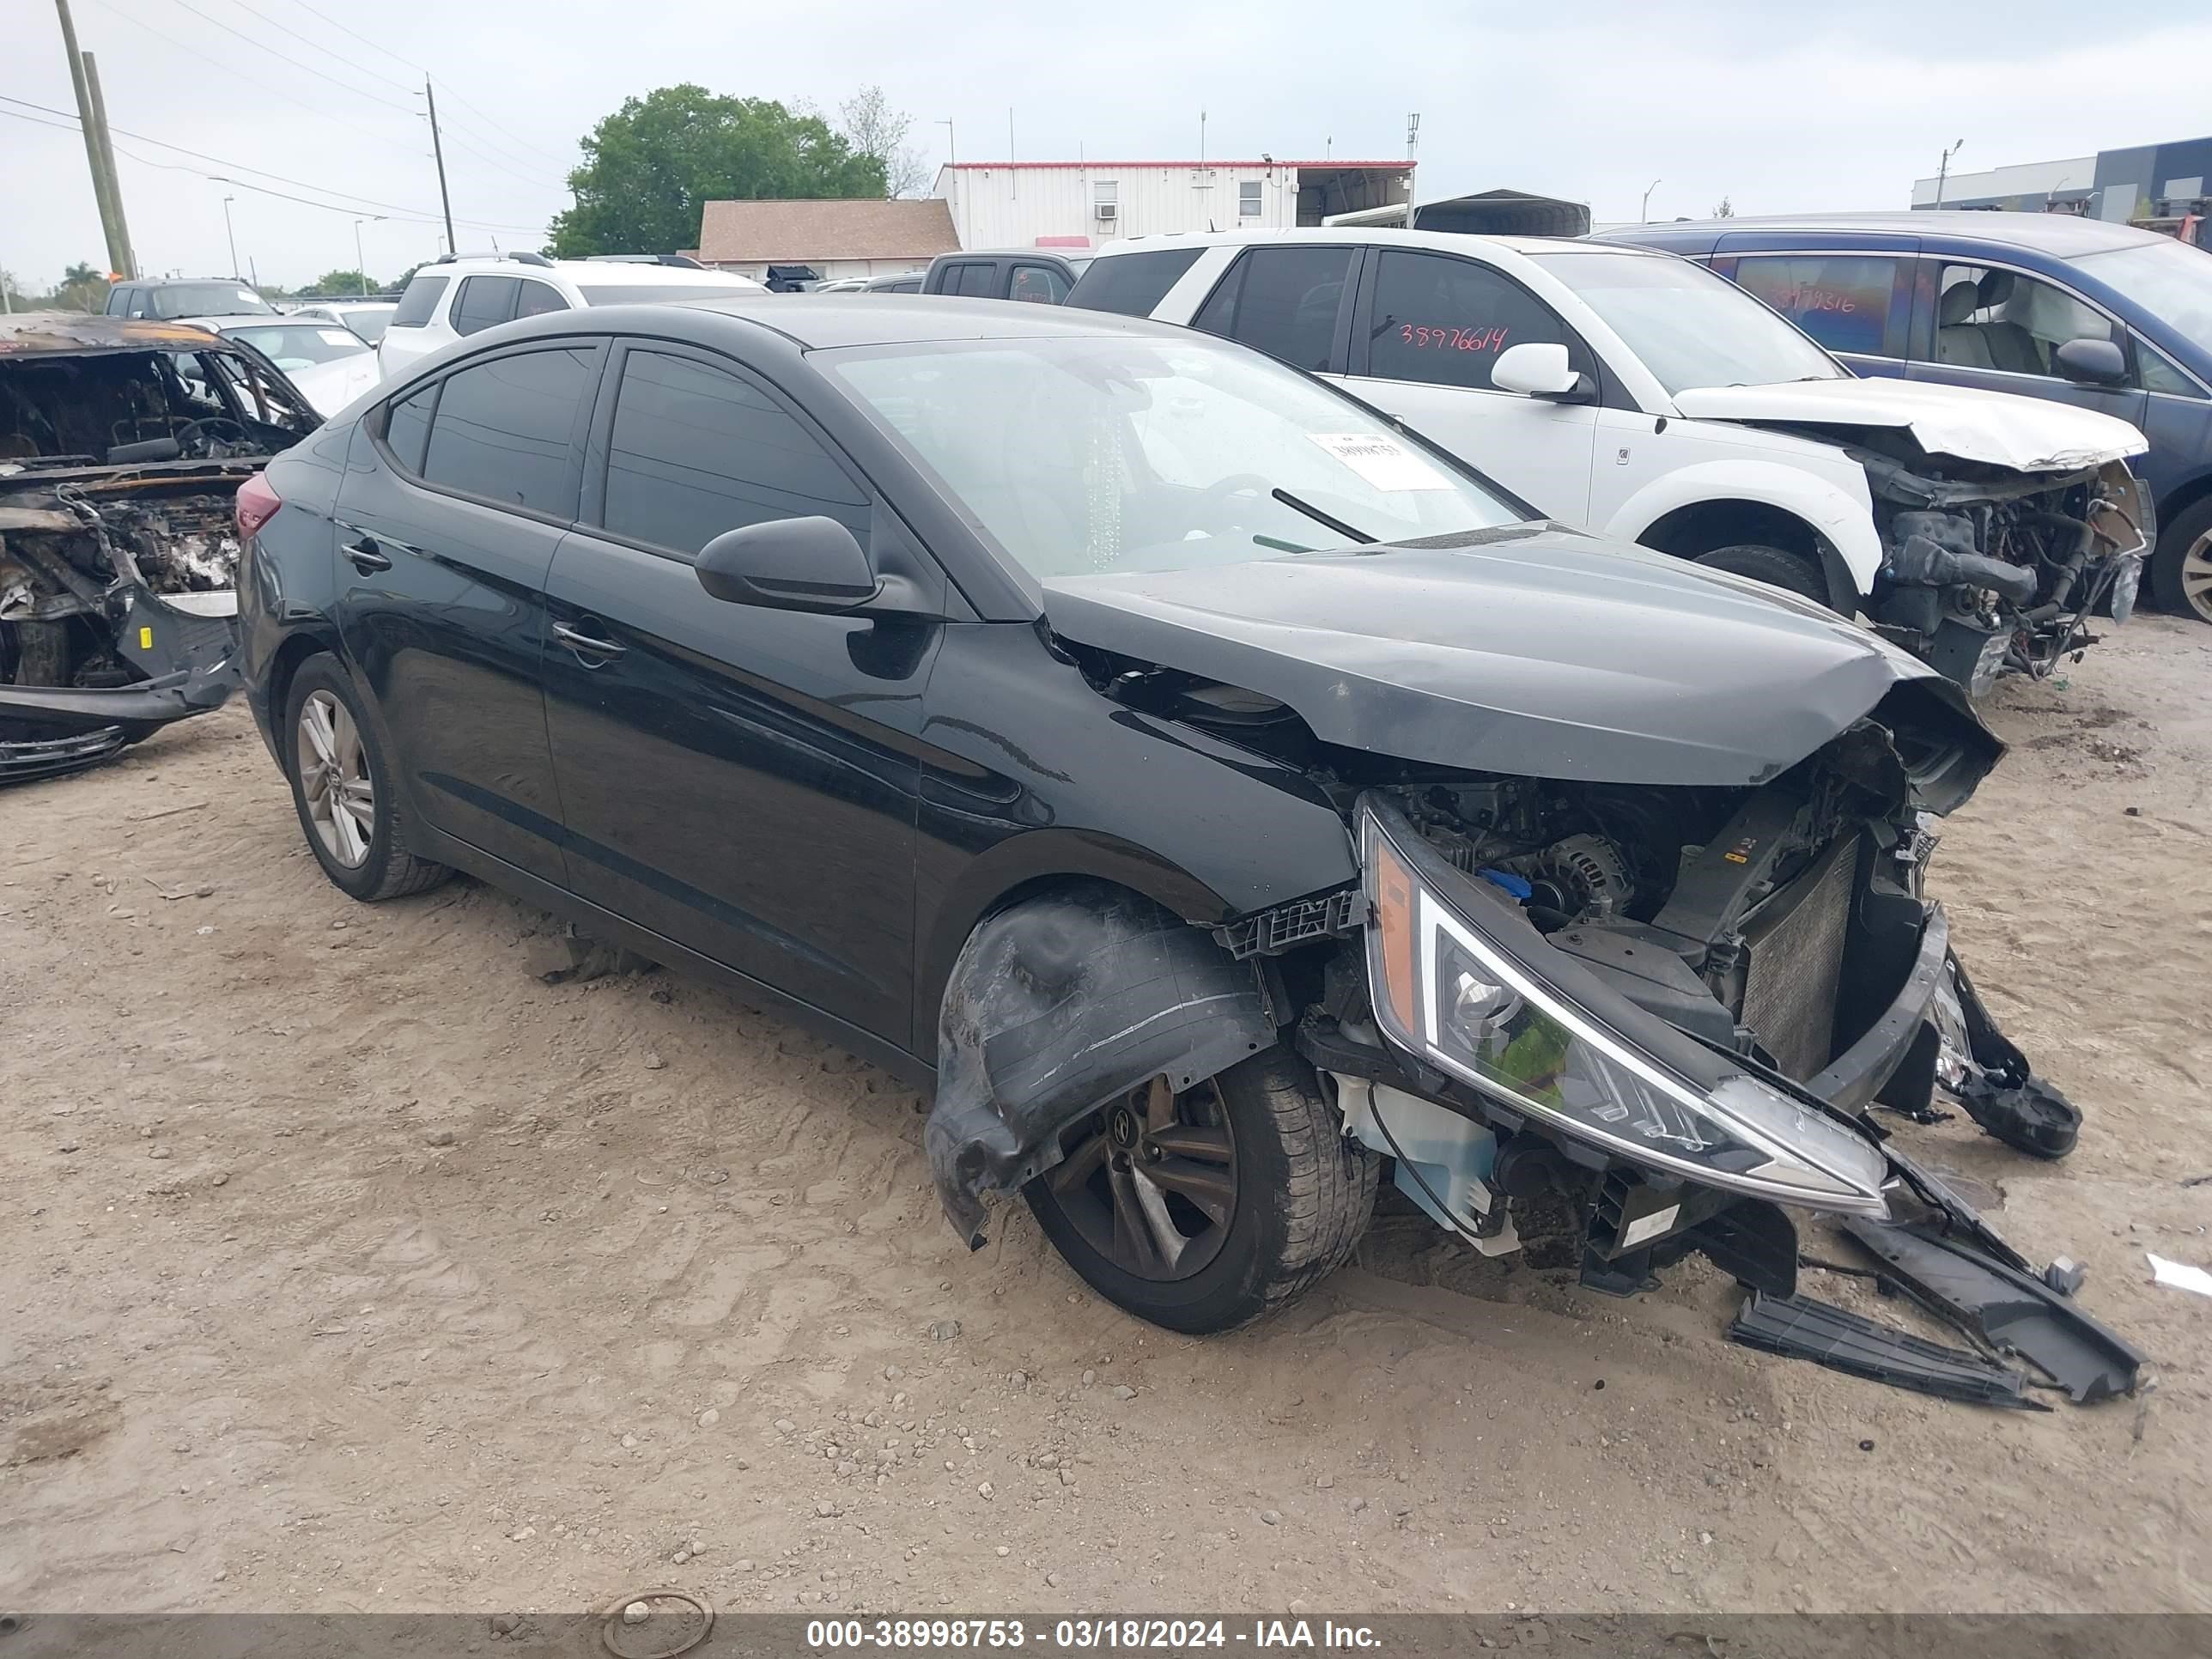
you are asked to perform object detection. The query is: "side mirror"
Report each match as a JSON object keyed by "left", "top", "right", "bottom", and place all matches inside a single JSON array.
[
  {"left": 2054, "top": 337, "right": 2127, "bottom": 387},
  {"left": 1492, "top": 341, "right": 1591, "bottom": 401},
  {"left": 696, "top": 516, "right": 880, "bottom": 612}
]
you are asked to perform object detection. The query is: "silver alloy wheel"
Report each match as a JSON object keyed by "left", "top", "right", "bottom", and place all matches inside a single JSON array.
[
  {"left": 2183, "top": 529, "right": 2212, "bottom": 624},
  {"left": 296, "top": 689, "right": 374, "bottom": 867}
]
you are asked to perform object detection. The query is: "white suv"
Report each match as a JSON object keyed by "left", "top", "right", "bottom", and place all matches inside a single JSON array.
[
  {"left": 1068, "top": 229, "right": 2151, "bottom": 694},
  {"left": 378, "top": 254, "right": 765, "bottom": 380}
]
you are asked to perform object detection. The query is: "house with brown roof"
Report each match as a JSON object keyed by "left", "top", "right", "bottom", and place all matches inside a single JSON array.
[{"left": 694, "top": 198, "right": 960, "bottom": 285}]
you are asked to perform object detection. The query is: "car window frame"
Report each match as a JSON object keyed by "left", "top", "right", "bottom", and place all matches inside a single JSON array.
[
  {"left": 1006, "top": 262, "right": 1072, "bottom": 305},
  {"left": 1712, "top": 250, "right": 1915, "bottom": 362},
  {"left": 1909, "top": 252, "right": 2143, "bottom": 389},
  {"left": 514, "top": 277, "right": 573, "bottom": 320},
  {"left": 575, "top": 336, "right": 883, "bottom": 567},
  {"left": 369, "top": 337, "right": 608, "bottom": 529},
  {"left": 450, "top": 274, "right": 524, "bottom": 338},
  {"left": 1346, "top": 244, "right": 1616, "bottom": 405},
  {"left": 1191, "top": 243, "right": 1363, "bottom": 374}
]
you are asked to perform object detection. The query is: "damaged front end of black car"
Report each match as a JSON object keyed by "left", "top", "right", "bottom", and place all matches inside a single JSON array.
[
  {"left": 0, "top": 313, "right": 314, "bottom": 781},
  {"left": 925, "top": 532, "right": 2139, "bottom": 1404}
]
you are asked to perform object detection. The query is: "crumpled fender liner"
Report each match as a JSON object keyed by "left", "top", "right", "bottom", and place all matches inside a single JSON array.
[
  {"left": 927, "top": 880, "right": 1275, "bottom": 1249},
  {"left": 1937, "top": 954, "right": 2081, "bottom": 1158}
]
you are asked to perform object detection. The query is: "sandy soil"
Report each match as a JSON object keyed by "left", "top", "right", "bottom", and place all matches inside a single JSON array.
[{"left": 3, "top": 617, "right": 2209, "bottom": 1619}]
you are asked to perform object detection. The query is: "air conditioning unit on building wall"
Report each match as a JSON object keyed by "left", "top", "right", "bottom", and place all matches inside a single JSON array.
[{"left": 1095, "top": 202, "right": 1117, "bottom": 222}]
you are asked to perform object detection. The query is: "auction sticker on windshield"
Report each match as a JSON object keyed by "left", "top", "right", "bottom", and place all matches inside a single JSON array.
[{"left": 1308, "top": 433, "right": 1451, "bottom": 491}]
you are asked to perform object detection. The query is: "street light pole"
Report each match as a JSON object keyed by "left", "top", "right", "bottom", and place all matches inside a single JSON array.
[
  {"left": 1641, "top": 178, "right": 1662, "bottom": 222},
  {"left": 222, "top": 194, "right": 240, "bottom": 279},
  {"left": 1935, "top": 139, "right": 1965, "bottom": 207}
]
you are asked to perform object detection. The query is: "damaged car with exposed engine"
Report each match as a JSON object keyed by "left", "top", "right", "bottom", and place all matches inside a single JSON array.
[
  {"left": 1071, "top": 231, "right": 2154, "bottom": 699},
  {"left": 238, "top": 298, "right": 2142, "bottom": 1404},
  {"left": 0, "top": 312, "right": 317, "bottom": 781}
]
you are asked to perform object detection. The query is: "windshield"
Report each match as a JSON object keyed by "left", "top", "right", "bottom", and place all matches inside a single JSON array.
[
  {"left": 152, "top": 283, "right": 275, "bottom": 319},
  {"left": 222, "top": 325, "right": 371, "bottom": 368},
  {"left": 579, "top": 282, "right": 758, "bottom": 305},
  {"left": 2071, "top": 238, "right": 2212, "bottom": 360},
  {"left": 1528, "top": 250, "right": 1846, "bottom": 395},
  {"left": 828, "top": 333, "right": 1523, "bottom": 580}
]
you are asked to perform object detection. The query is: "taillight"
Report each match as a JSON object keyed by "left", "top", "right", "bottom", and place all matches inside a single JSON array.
[{"left": 235, "top": 472, "right": 281, "bottom": 539}]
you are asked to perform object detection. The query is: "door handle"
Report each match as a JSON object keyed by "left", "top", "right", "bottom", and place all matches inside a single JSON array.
[
  {"left": 552, "top": 619, "right": 626, "bottom": 662},
  {"left": 343, "top": 536, "right": 392, "bottom": 574}
]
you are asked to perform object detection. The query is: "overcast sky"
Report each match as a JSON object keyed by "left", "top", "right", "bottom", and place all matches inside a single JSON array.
[{"left": 5, "top": 0, "right": 2210, "bottom": 293}]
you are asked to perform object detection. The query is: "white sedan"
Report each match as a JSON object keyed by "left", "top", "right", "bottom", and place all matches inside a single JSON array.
[{"left": 180, "top": 315, "right": 382, "bottom": 418}]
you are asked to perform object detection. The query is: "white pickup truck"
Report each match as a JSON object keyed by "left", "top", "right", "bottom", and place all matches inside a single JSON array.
[{"left": 1068, "top": 229, "right": 2152, "bottom": 696}]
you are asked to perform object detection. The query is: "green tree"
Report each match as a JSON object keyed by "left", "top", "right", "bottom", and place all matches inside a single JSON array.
[
  {"left": 43, "top": 262, "right": 108, "bottom": 312},
  {"left": 548, "top": 85, "right": 886, "bottom": 257},
  {"left": 303, "top": 269, "right": 378, "bottom": 297}
]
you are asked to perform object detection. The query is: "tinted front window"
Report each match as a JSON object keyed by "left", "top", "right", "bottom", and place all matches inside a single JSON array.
[
  {"left": 1731, "top": 255, "right": 1901, "bottom": 358},
  {"left": 420, "top": 347, "right": 593, "bottom": 516},
  {"left": 106, "top": 286, "right": 133, "bottom": 315},
  {"left": 603, "top": 350, "right": 867, "bottom": 555},
  {"left": 451, "top": 276, "right": 519, "bottom": 337},
  {"left": 1193, "top": 246, "right": 1355, "bottom": 371},
  {"left": 1935, "top": 263, "right": 2115, "bottom": 379},
  {"left": 1009, "top": 264, "right": 1071, "bottom": 304},
  {"left": 1526, "top": 249, "right": 1844, "bottom": 394},
  {"left": 829, "top": 333, "right": 1519, "bottom": 580},
  {"left": 383, "top": 385, "right": 434, "bottom": 474},
  {"left": 951, "top": 264, "right": 998, "bottom": 298},
  {"left": 149, "top": 282, "right": 273, "bottom": 319},
  {"left": 1065, "top": 248, "right": 1204, "bottom": 316},
  {"left": 1364, "top": 250, "right": 1572, "bottom": 391},
  {"left": 390, "top": 274, "right": 449, "bottom": 328}
]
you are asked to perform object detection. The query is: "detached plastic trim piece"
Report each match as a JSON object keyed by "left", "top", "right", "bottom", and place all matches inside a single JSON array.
[
  {"left": 1729, "top": 1290, "right": 2046, "bottom": 1409},
  {"left": 1843, "top": 1218, "right": 2145, "bottom": 1403}
]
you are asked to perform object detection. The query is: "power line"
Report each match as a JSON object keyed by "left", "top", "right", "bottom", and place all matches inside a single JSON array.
[
  {"left": 153, "top": 0, "right": 421, "bottom": 116},
  {"left": 217, "top": 0, "right": 419, "bottom": 94},
  {"left": 270, "top": 0, "right": 580, "bottom": 173},
  {"left": 83, "top": 0, "right": 414, "bottom": 148},
  {"left": 435, "top": 124, "right": 569, "bottom": 195},
  {"left": 0, "top": 96, "right": 548, "bottom": 232}
]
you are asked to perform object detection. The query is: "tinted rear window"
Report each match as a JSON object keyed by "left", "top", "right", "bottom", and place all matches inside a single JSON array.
[
  {"left": 151, "top": 282, "right": 274, "bottom": 319},
  {"left": 420, "top": 347, "right": 595, "bottom": 517},
  {"left": 1066, "top": 247, "right": 1205, "bottom": 316},
  {"left": 382, "top": 384, "right": 435, "bottom": 474},
  {"left": 390, "top": 273, "right": 450, "bottom": 328}
]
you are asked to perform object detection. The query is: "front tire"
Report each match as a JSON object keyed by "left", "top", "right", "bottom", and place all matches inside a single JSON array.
[
  {"left": 1024, "top": 1048, "right": 1378, "bottom": 1334},
  {"left": 2148, "top": 496, "right": 2212, "bottom": 624},
  {"left": 282, "top": 653, "right": 453, "bottom": 902},
  {"left": 1693, "top": 543, "right": 1830, "bottom": 605}
]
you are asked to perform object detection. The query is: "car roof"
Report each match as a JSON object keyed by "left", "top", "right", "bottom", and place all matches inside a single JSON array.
[
  {"left": 0, "top": 311, "right": 228, "bottom": 358},
  {"left": 1091, "top": 227, "right": 1657, "bottom": 263},
  {"left": 428, "top": 256, "right": 761, "bottom": 288},
  {"left": 1614, "top": 210, "right": 2172, "bottom": 257},
  {"left": 517, "top": 294, "right": 1194, "bottom": 352}
]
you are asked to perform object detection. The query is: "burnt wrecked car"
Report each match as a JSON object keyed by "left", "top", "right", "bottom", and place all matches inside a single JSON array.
[
  {"left": 0, "top": 312, "right": 315, "bottom": 781},
  {"left": 236, "top": 299, "right": 2132, "bottom": 1395}
]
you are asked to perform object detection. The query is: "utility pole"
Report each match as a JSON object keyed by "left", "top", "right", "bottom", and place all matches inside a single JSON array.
[
  {"left": 1935, "top": 138, "right": 1965, "bottom": 207},
  {"left": 53, "top": 0, "right": 133, "bottom": 278},
  {"left": 1640, "top": 179, "right": 1662, "bottom": 221},
  {"left": 222, "top": 195, "right": 240, "bottom": 279},
  {"left": 424, "top": 76, "right": 456, "bottom": 256},
  {"left": 353, "top": 218, "right": 379, "bottom": 294},
  {"left": 82, "top": 52, "right": 135, "bottom": 278}
]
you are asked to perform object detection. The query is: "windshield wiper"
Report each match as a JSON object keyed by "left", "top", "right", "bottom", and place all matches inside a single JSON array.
[{"left": 1271, "top": 487, "right": 1376, "bottom": 545}]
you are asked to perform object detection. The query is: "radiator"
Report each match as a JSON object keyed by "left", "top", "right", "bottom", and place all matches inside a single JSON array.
[{"left": 1736, "top": 834, "right": 1856, "bottom": 1080}]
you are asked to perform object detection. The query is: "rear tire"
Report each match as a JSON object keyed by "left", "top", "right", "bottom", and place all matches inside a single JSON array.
[
  {"left": 2148, "top": 496, "right": 2212, "bottom": 624},
  {"left": 282, "top": 653, "right": 453, "bottom": 902},
  {"left": 1693, "top": 543, "right": 1831, "bottom": 605},
  {"left": 1024, "top": 1047, "right": 1379, "bottom": 1334}
]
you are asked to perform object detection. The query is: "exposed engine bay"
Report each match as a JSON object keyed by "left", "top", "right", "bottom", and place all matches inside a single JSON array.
[
  {"left": 1, "top": 320, "right": 311, "bottom": 781},
  {"left": 1851, "top": 438, "right": 2151, "bottom": 698}
]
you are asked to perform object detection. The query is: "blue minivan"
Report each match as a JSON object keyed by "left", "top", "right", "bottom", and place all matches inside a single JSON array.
[{"left": 1603, "top": 211, "right": 2212, "bottom": 623}]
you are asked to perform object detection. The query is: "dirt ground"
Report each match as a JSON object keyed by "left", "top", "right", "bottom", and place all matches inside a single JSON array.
[{"left": 3, "top": 617, "right": 2209, "bottom": 1619}]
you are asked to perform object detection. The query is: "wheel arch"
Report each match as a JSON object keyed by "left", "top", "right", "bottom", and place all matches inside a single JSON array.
[
  {"left": 1605, "top": 461, "right": 1882, "bottom": 611},
  {"left": 264, "top": 624, "right": 346, "bottom": 764}
]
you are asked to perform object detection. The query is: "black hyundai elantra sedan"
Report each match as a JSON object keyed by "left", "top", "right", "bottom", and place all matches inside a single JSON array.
[{"left": 235, "top": 297, "right": 2084, "bottom": 1347}]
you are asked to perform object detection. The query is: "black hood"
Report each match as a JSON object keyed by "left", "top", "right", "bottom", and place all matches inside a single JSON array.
[{"left": 1042, "top": 527, "right": 1997, "bottom": 793}]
